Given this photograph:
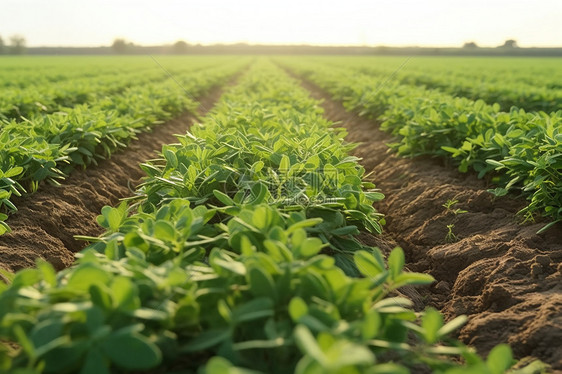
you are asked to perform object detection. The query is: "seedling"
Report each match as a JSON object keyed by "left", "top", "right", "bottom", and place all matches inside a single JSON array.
[
  {"left": 445, "top": 223, "right": 458, "bottom": 243},
  {"left": 442, "top": 199, "right": 468, "bottom": 215}
]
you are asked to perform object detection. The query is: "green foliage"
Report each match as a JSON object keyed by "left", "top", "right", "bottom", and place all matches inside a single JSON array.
[
  {"left": 134, "top": 60, "right": 385, "bottom": 267},
  {"left": 442, "top": 200, "right": 468, "bottom": 215},
  {"left": 278, "top": 57, "right": 562, "bottom": 231},
  {"left": 0, "top": 200, "right": 531, "bottom": 373},
  {"left": 0, "top": 59, "right": 545, "bottom": 373},
  {"left": 0, "top": 57, "right": 250, "bottom": 234}
]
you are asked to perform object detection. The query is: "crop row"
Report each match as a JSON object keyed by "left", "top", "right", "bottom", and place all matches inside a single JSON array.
[
  {"left": 0, "top": 57, "right": 240, "bottom": 120},
  {"left": 0, "top": 59, "right": 542, "bottom": 373},
  {"left": 1, "top": 67, "right": 174, "bottom": 119},
  {"left": 0, "top": 57, "right": 238, "bottom": 90},
  {"left": 346, "top": 56, "right": 562, "bottom": 89},
  {"left": 307, "top": 57, "right": 562, "bottom": 113},
  {"left": 0, "top": 57, "right": 147, "bottom": 89},
  {"left": 0, "top": 58, "right": 250, "bottom": 235},
  {"left": 397, "top": 71, "right": 562, "bottom": 113},
  {"left": 279, "top": 58, "right": 562, "bottom": 231}
]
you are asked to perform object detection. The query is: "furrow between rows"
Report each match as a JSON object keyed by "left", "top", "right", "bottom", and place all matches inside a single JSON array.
[{"left": 294, "top": 72, "right": 562, "bottom": 370}]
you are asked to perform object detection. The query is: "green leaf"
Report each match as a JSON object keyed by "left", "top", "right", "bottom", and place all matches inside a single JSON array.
[
  {"left": 37, "top": 260, "right": 56, "bottom": 287},
  {"left": 331, "top": 225, "right": 359, "bottom": 236},
  {"left": 213, "top": 257, "right": 247, "bottom": 276},
  {"left": 80, "top": 348, "right": 110, "bottom": 374},
  {"left": 205, "top": 357, "right": 233, "bottom": 373},
  {"left": 437, "top": 315, "right": 467, "bottom": 337},
  {"left": 279, "top": 154, "right": 290, "bottom": 171},
  {"left": 442, "top": 146, "right": 461, "bottom": 155},
  {"left": 251, "top": 160, "right": 265, "bottom": 174},
  {"left": 248, "top": 266, "right": 277, "bottom": 301},
  {"left": 130, "top": 308, "right": 168, "bottom": 321},
  {"left": 110, "top": 276, "right": 139, "bottom": 311},
  {"left": 0, "top": 190, "right": 11, "bottom": 201},
  {"left": 536, "top": 219, "right": 561, "bottom": 234},
  {"left": 13, "top": 325, "right": 35, "bottom": 358},
  {"left": 328, "top": 339, "right": 375, "bottom": 368},
  {"left": 362, "top": 310, "right": 381, "bottom": 340},
  {"left": 232, "top": 298, "right": 274, "bottom": 323},
  {"left": 249, "top": 182, "right": 269, "bottom": 205},
  {"left": 370, "top": 363, "right": 409, "bottom": 374},
  {"left": 291, "top": 228, "right": 306, "bottom": 247},
  {"left": 486, "top": 344, "right": 514, "bottom": 374},
  {"left": 182, "top": 329, "right": 231, "bottom": 352},
  {"left": 30, "top": 319, "right": 64, "bottom": 350},
  {"left": 101, "top": 333, "right": 161, "bottom": 370},
  {"left": 305, "top": 155, "right": 320, "bottom": 169},
  {"left": 392, "top": 272, "right": 434, "bottom": 289},
  {"left": 205, "top": 356, "right": 263, "bottom": 374},
  {"left": 421, "top": 308, "right": 443, "bottom": 344},
  {"left": 154, "top": 220, "right": 176, "bottom": 241},
  {"left": 4, "top": 166, "right": 23, "bottom": 178},
  {"left": 67, "top": 264, "right": 111, "bottom": 292},
  {"left": 40, "top": 339, "right": 89, "bottom": 372},
  {"left": 163, "top": 148, "right": 178, "bottom": 168},
  {"left": 218, "top": 299, "right": 232, "bottom": 322},
  {"left": 299, "top": 237, "right": 325, "bottom": 258},
  {"left": 354, "top": 250, "right": 384, "bottom": 277},
  {"left": 99, "top": 203, "right": 127, "bottom": 232},
  {"left": 85, "top": 307, "right": 107, "bottom": 334},
  {"left": 289, "top": 297, "right": 308, "bottom": 321},
  {"left": 388, "top": 247, "right": 405, "bottom": 280},
  {"left": 485, "top": 159, "right": 505, "bottom": 169},
  {"left": 240, "top": 234, "right": 255, "bottom": 256},
  {"left": 364, "top": 191, "right": 385, "bottom": 202},
  {"left": 0, "top": 221, "right": 11, "bottom": 236},
  {"left": 213, "top": 190, "right": 235, "bottom": 206},
  {"left": 294, "top": 325, "right": 326, "bottom": 366},
  {"left": 252, "top": 205, "right": 276, "bottom": 230}
]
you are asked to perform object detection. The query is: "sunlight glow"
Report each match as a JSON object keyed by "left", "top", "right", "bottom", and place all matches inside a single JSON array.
[{"left": 1, "top": 0, "right": 561, "bottom": 47}]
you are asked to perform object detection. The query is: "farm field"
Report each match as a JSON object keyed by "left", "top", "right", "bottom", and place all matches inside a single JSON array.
[{"left": 0, "top": 55, "right": 561, "bottom": 373}]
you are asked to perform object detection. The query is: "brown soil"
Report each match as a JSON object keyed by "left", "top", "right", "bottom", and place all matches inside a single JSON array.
[
  {"left": 0, "top": 82, "right": 228, "bottom": 274},
  {"left": 1, "top": 65, "right": 560, "bottom": 371},
  {"left": 296, "top": 77, "right": 562, "bottom": 371}
]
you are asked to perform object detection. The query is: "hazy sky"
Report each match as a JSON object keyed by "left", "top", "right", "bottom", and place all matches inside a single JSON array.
[{"left": 1, "top": 0, "right": 561, "bottom": 47}]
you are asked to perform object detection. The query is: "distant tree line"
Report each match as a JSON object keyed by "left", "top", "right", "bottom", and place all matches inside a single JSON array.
[
  {"left": 0, "top": 34, "right": 27, "bottom": 54},
  {"left": 111, "top": 38, "right": 190, "bottom": 54},
  {"left": 463, "top": 39, "right": 519, "bottom": 49},
  {"left": 2, "top": 35, "right": 561, "bottom": 56},
  {"left": 108, "top": 38, "right": 549, "bottom": 56}
]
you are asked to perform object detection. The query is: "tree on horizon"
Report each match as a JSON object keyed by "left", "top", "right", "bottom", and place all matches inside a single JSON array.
[
  {"left": 500, "top": 39, "right": 518, "bottom": 48},
  {"left": 173, "top": 40, "right": 189, "bottom": 54},
  {"left": 9, "top": 35, "right": 26, "bottom": 54},
  {"left": 112, "top": 38, "right": 135, "bottom": 54}
]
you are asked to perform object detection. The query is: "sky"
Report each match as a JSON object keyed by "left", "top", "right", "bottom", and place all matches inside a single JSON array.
[{"left": 1, "top": 0, "right": 561, "bottom": 48}]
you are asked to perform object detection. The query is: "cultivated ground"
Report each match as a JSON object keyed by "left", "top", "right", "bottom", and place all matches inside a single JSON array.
[
  {"left": 1, "top": 68, "right": 560, "bottom": 371},
  {"left": 299, "top": 78, "right": 562, "bottom": 370},
  {"left": 0, "top": 82, "right": 227, "bottom": 273}
]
